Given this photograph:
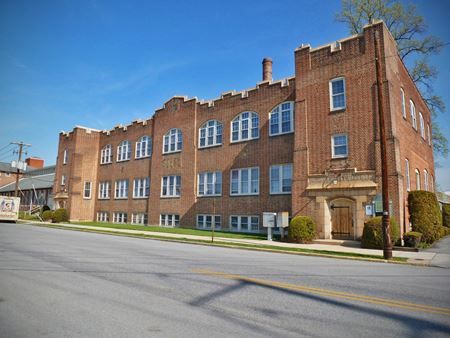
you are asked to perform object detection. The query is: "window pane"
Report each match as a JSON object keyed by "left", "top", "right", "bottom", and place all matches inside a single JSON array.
[
  {"left": 241, "top": 216, "right": 248, "bottom": 231},
  {"left": 231, "top": 216, "right": 238, "bottom": 230},
  {"left": 241, "top": 170, "right": 249, "bottom": 193},
  {"left": 271, "top": 166, "right": 280, "bottom": 193}
]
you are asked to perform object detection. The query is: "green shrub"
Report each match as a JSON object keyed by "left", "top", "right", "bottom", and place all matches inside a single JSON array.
[
  {"left": 52, "top": 208, "right": 69, "bottom": 223},
  {"left": 408, "top": 191, "right": 444, "bottom": 244},
  {"left": 288, "top": 216, "right": 317, "bottom": 243},
  {"left": 443, "top": 204, "right": 450, "bottom": 228},
  {"left": 403, "top": 231, "right": 422, "bottom": 248},
  {"left": 42, "top": 210, "right": 53, "bottom": 221},
  {"left": 361, "top": 217, "right": 400, "bottom": 249}
]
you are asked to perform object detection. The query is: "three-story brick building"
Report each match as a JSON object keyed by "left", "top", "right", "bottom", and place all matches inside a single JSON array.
[{"left": 53, "top": 21, "right": 435, "bottom": 240}]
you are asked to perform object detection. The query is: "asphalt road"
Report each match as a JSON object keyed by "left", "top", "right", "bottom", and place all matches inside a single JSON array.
[{"left": 1, "top": 223, "right": 450, "bottom": 338}]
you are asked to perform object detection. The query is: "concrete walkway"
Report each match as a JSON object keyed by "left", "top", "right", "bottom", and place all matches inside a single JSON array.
[
  {"left": 425, "top": 235, "right": 450, "bottom": 268},
  {"left": 22, "top": 221, "right": 449, "bottom": 266}
]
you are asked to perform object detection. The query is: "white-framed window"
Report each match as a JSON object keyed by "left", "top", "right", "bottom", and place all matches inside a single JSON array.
[
  {"left": 410, "top": 100, "right": 417, "bottom": 130},
  {"left": 131, "top": 213, "right": 148, "bottom": 225},
  {"left": 400, "top": 88, "right": 406, "bottom": 119},
  {"left": 415, "top": 169, "right": 420, "bottom": 190},
  {"left": 161, "top": 175, "right": 181, "bottom": 197},
  {"left": 269, "top": 101, "right": 294, "bottom": 136},
  {"left": 133, "top": 177, "right": 150, "bottom": 198},
  {"left": 430, "top": 174, "right": 434, "bottom": 192},
  {"left": 424, "top": 170, "right": 429, "bottom": 191},
  {"left": 231, "top": 111, "right": 259, "bottom": 142},
  {"left": 230, "top": 167, "right": 259, "bottom": 196},
  {"left": 427, "top": 123, "right": 431, "bottom": 146},
  {"left": 115, "top": 179, "right": 129, "bottom": 199},
  {"left": 419, "top": 112, "right": 425, "bottom": 139},
  {"left": 83, "top": 181, "right": 92, "bottom": 199},
  {"left": 199, "top": 120, "right": 223, "bottom": 148},
  {"left": 405, "top": 159, "right": 410, "bottom": 192},
  {"left": 61, "top": 175, "right": 66, "bottom": 186},
  {"left": 101, "top": 145, "right": 113, "bottom": 164},
  {"left": 63, "top": 149, "right": 68, "bottom": 164},
  {"left": 230, "top": 215, "right": 259, "bottom": 233},
  {"left": 160, "top": 214, "right": 180, "bottom": 227},
  {"left": 163, "top": 128, "right": 182, "bottom": 154},
  {"left": 98, "top": 181, "right": 111, "bottom": 199},
  {"left": 135, "top": 136, "right": 152, "bottom": 159},
  {"left": 117, "top": 140, "right": 131, "bottom": 162},
  {"left": 113, "top": 212, "right": 127, "bottom": 223},
  {"left": 97, "top": 212, "right": 109, "bottom": 222},
  {"left": 197, "top": 215, "right": 221, "bottom": 229},
  {"left": 332, "top": 134, "right": 348, "bottom": 158},
  {"left": 198, "top": 171, "right": 222, "bottom": 196},
  {"left": 270, "top": 164, "right": 293, "bottom": 194},
  {"left": 329, "top": 77, "right": 346, "bottom": 111}
]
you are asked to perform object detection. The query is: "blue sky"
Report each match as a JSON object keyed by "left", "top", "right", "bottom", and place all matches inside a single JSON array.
[{"left": 0, "top": 0, "right": 449, "bottom": 190}]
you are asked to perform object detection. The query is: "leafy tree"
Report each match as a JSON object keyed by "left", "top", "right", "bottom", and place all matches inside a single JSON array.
[{"left": 336, "top": 0, "right": 448, "bottom": 157}]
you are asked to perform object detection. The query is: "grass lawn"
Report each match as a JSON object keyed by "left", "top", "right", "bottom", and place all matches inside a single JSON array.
[{"left": 73, "top": 221, "right": 266, "bottom": 240}]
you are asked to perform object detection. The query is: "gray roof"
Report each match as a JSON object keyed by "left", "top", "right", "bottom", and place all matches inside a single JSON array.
[
  {"left": 0, "top": 172, "right": 55, "bottom": 192},
  {"left": 0, "top": 162, "right": 15, "bottom": 173}
]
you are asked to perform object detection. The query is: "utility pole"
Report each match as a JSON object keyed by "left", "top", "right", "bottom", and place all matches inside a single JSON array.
[
  {"left": 11, "top": 141, "right": 31, "bottom": 198},
  {"left": 374, "top": 30, "right": 392, "bottom": 260}
]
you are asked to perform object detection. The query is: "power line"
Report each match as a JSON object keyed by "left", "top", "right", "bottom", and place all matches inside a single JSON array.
[{"left": 0, "top": 144, "right": 13, "bottom": 152}]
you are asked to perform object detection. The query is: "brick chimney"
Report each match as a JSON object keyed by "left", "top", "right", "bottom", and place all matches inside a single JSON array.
[
  {"left": 25, "top": 157, "right": 44, "bottom": 169},
  {"left": 262, "top": 57, "right": 273, "bottom": 81}
]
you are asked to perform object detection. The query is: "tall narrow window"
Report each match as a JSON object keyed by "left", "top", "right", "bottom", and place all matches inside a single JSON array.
[
  {"left": 415, "top": 169, "right": 420, "bottom": 190},
  {"left": 270, "top": 164, "right": 293, "bottom": 194},
  {"left": 83, "top": 181, "right": 92, "bottom": 199},
  {"left": 98, "top": 181, "right": 111, "bottom": 199},
  {"left": 332, "top": 134, "right": 348, "bottom": 158},
  {"left": 427, "top": 123, "right": 431, "bottom": 145},
  {"left": 199, "top": 120, "right": 223, "bottom": 148},
  {"left": 269, "top": 102, "right": 294, "bottom": 136},
  {"left": 419, "top": 112, "right": 425, "bottom": 139},
  {"left": 163, "top": 129, "right": 182, "bottom": 154},
  {"left": 410, "top": 100, "right": 417, "bottom": 130},
  {"left": 329, "top": 77, "right": 346, "bottom": 111},
  {"left": 405, "top": 159, "right": 410, "bottom": 192},
  {"left": 400, "top": 88, "right": 406, "bottom": 119},
  {"left": 115, "top": 179, "right": 129, "bottom": 199},
  {"left": 117, "top": 140, "right": 131, "bottom": 162},
  {"left": 424, "top": 170, "right": 429, "bottom": 191},
  {"left": 100, "top": 145, "right": 113, "bottom": 164},
  {"left": 63, "top": 149, "right": 68, "bottom": 165},
  {"left": 135, "top": 136, "right": 152, "bottom": 158},
  {"left": 231, "top": 112, "right": 259, "bottom": 142},
  {"left": 61, "top": 175, "right": 66, "bottom": 186}
]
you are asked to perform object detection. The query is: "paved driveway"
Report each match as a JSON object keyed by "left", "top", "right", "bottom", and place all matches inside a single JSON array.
[{"left": 426, "top": 235, "right": 450, "bottom": 268}]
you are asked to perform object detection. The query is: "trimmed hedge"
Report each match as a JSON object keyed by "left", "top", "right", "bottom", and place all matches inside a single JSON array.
[
  {"left": 288, "top": 216, "right": 317, "bottom": 243},
  {"left": 42, "top": 210, "right": 53, "bottom": 221},
  {"left": 404, "top": 231, "right": 422, "bottom": 248},
  {"left": 361, "top": 217, "right": 400, "bottom": 249},
  {"left": 52, "top": 208, "right": 69, "bottom": 223},
  {"left": 443, "top": 204, "right": 450, "bottom": 228},
  {"left": 408, "top": 191, "right": 444, "bottom": 244}
]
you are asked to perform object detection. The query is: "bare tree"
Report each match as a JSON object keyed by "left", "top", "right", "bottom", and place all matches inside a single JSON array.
[{"left": 337, "top": 0, "right": 448, "bottom": 157}]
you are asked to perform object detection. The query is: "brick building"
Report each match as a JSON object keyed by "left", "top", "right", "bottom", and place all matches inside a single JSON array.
[{"left": 54, "top": 21, "right": 434, "bottom": 240}]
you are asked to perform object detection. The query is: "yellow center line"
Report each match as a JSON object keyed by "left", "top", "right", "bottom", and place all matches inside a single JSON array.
[{"left": 192, "top": 268, "right": 450, "bottom": 316}]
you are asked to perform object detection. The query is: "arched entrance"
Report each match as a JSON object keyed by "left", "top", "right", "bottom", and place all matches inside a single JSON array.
[{"left": 329, "top": 198, "right": 355, "bottom": 239}]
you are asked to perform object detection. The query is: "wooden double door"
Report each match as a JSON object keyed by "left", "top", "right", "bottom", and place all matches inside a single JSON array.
[{"left": 330, "top": 199, "right": 354, "bottom": 239}]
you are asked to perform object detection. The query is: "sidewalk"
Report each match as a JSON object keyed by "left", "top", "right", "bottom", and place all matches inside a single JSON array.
[{"left": 25, "top": 221, "right": 444, "bottom": 266}]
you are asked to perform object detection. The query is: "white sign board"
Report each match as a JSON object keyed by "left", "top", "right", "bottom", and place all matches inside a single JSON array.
[
  {"left": 263, "top": 212, "right": 276, "bottom": 228},
  {"left": 365, "top": 205, "right": 373, "bottom": 216},
  {"left": 277, "top": 212, "right": 289, "bottom": 228},
  {"left": 0, "top": 196, "right": 20, "bottom": 221}
]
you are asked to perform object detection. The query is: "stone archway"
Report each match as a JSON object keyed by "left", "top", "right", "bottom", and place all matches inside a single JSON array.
[{"left": 329, "top": 198, "right": 355, "bottom": 240}]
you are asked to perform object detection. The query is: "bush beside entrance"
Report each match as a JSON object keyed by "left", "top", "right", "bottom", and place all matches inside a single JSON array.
[
  {"left": 288, "top": 216, "right": 317, "bottom": 243},
  {"left": 361, "top": 217, "right": 399, "bottom": 249}
]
